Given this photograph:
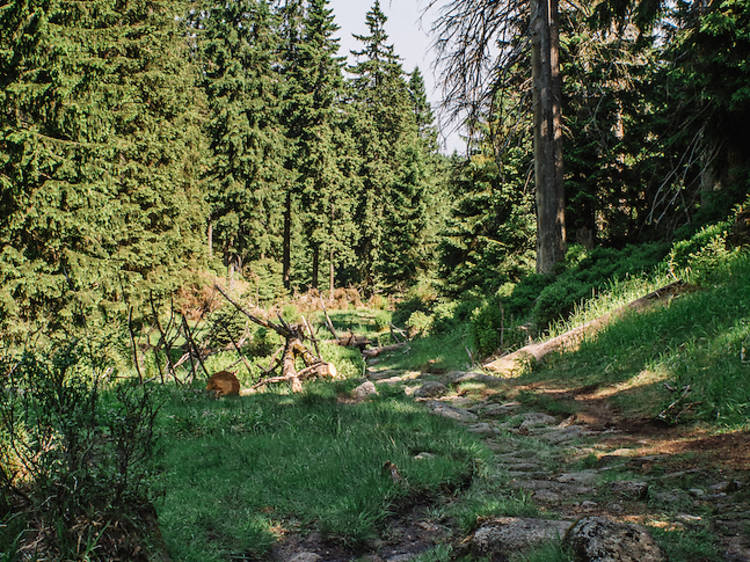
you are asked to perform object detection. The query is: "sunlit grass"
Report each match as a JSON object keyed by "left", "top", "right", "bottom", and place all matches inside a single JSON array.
[{"left": 155, "top": 380, "right": 488, "bottom": 560}]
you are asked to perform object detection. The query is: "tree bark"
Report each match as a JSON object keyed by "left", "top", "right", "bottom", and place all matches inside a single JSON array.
[
  {"left": 312, "top": 244, "right": 319, "bottom": 289},
  {"left": 532, "top": 0, "right": 566, "bottom": 274},
  {"left": 329, "top": 248, "right": 335, "bottom": 300},
  {"left": 283, "top": 189, "right": 292, "bottom": 290}
]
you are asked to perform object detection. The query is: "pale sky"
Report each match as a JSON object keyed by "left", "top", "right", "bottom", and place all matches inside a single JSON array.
[{"left": 328, "top": 0, "right": 465, "bottom": 154}]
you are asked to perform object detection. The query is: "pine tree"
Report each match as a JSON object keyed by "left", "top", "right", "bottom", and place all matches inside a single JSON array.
[
  {"left": 289, "top": 0, "right": 351, "bottom": 290},
  {"left": 0, "top": 0, "right": 206, "bottom": 333},
  {"left": 198, "top": 0, "right": 286, "bottom": 278},
  {"left": 348, "top": 0, "right": 420, "bottom": 289}
]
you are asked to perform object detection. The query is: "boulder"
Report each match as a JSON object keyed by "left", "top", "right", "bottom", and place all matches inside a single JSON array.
[
  {"left": 564, "top": 516, "right": 665, "bottom": 562},
  {"left": 470, "top": 517, "right": 573, "bottom": 556},
  {"left": 352, "top": 381, "right": 378, "bottom": 400},
  {"left": 413, "top": 381, "right": 448, "bottom": 398}
]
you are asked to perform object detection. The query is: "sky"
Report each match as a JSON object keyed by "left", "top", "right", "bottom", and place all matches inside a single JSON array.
[{"left": 328, "top": 0, "right": 465, "bottom": 154}]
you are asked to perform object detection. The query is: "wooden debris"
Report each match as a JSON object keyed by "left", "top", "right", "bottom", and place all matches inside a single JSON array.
[{"left": 485, "top": 280, "right": 686, "bottom": 376}]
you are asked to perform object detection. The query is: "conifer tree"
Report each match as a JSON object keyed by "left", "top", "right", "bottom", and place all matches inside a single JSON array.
[
  {"left": 348, "top": 0, "right": 419, "bottom": 289},
  {"left": 198, "top": 0, "right": 286, "bottom": 277},
  {"left": 0, "top": 0, "right": 205, "bottom": 332},
  {"left": 289, "top": 0, "right": 351, "bottom": 290}
]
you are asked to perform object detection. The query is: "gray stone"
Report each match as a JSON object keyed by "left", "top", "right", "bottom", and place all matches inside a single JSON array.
[
  {"left": 471, "top": 517, "right": 573, "bottom": 556},
  {"left": 557, "top": 470, "right": 600, "bottom": 485},
  {"left": 289, "top": 553, "right": 322, "bottom": 562},
  {"left": 413, "top": 381, "right": 448, "bottom": 398},
  {"left": 650, "top": 488, "right": 692, "bottom": 506},
  {"left": 481, "top": 401, "right": 522, "bottom": 416},
  {"left": 533, "top": 489, "right": 563, "bottom": 502},
  {"left": 675, "top": 513, "right": 703, "bottom": 525},
  {"left": 505, "top": 462, "right": 542, "bottom": 471},
  {"left": 385, "top": 555, "right": 413, "bottom": 562},
  {"left": 542, "top": 426, "right": 585, "bottom": 445},
  {"left": 424, "top": 401, "right": 478, "bottom": 422},
  {"left": 581, "top": 500, "right": 598, "bottom": 509},
  {"left": 611, "top": 480, "right": 649, "bottom": 500},
  {"left": 564, "top": 516, "right": 665, "bottom": 561},
  {"left": 352, "top": 381, "right": 378, "bottom": 399},
  {"left": 510, "top": 479, "right": 593, "bottom": 496},
  {"left": 689, "top": 488, "right": 706, "bottom": 498},
  {"left": 366, "top": 369, "right": 402, "bottom": 380},
  {"left": 414, "top": 452, "right": 435, "bottom": 460},
  {"left": 446, "top": 371, "right": 504, "bottom": 385},
  {"left": 466, "top": 422, "right": 498, "bottom": 436},
  {"left": 518, "top": 412, "right": 558, "bottom": 430},
  {"left": 709, "top": 481, "right": 733, "bottom": 493}
]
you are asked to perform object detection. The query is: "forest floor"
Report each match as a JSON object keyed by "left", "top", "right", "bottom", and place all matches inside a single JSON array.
[{"left": 271, "top": 347, "right": 750, "bottom": 561}]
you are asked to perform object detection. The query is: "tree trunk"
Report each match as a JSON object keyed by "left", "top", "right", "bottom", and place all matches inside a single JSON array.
[
  {"left": 531, "top": 0, "right": 566, "bottom": 274},
  {"left": 283, "top": 189, "right": 291, "bottom": 290},
  {"left": 329, "top": 248, "right": 335, "bottom": 301},
  {"left": 311, "top": 244, "right": 319, "bottom": 289},
  {"left": 207, "top": 219, "right": 213, "bottom": 258}
]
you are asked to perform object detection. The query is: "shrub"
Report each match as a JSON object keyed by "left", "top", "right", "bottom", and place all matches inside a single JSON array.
[
  {"left": 470, "top": 299, "right": 505, "bottom": 356},
  {"left": 0, "top": 341, "right": 161, "bottom": 559},
  {"left": 406, "top": 311, "right": 434, "bottom": 337}
]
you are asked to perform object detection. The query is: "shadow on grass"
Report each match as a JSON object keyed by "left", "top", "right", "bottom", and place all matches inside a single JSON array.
[{"left": 524, "top": 254, "right": 750, "bottom": 426}]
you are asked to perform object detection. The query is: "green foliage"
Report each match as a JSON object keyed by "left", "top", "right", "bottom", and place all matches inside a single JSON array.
[
  {"left": 0, "top": 341, "right": 160, "bottom": 559},
  {"left": 0, "top": 1, "right": 207, "bottom": 334},
  {"left": 406, "top": 310, "right": 434, "bottom": 337}
]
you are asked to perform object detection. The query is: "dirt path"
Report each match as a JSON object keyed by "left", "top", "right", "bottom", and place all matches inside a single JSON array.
[{"left": 275, "top": 360, "right": 750, "bottom": 561}]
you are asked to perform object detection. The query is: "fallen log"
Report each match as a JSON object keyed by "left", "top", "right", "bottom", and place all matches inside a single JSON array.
[
  {"left": 484, "top": 280, "right": 686, "bottom": 376},
  {"left": 214, "top": 284, "right": 336, "bottom": 392},
  {"left": 362, "top": 342, "right": 409, "bottom": 358}
]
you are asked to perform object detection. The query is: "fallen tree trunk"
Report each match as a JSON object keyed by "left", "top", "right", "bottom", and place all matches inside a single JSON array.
[
  {"left": 362, "top": 342, "right": 409, "bottom": 358},
  {"left": 214, "top": 284, "right": 337, "bottom": 392},
  {"left": 484, "top": 280, "right": 686, "bottom": 376}
]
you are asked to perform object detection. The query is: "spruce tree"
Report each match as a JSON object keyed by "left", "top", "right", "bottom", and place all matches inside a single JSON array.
[
  {"left": 0, "top": 0, "right": 205, "bottom": 333},
  {"left": 198, "top": 0, "right": 286, "bottom": 278},
  {"left": 290, "top": 0, "right": 351, "bottom": 290},
  {"left": 348, "top": 0, "right": 419, "bottom": 289}
]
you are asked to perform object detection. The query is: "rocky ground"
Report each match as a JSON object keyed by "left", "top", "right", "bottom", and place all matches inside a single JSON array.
[{"left": 274, "top": 361, "right": 750, "bottom": 562}]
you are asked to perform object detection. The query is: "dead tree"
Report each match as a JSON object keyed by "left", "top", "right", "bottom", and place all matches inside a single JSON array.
[{"left": 214, "top": 284, "right": 337, "bottom": 392}]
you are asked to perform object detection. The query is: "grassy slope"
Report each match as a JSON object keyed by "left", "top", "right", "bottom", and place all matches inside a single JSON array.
[{"left": 526, "top": 252, "right": 750, "bottom": 426}]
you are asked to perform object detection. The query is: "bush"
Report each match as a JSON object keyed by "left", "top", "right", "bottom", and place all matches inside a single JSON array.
[
  {"left": 406, "top": 311, "right": 434, "bottom": 337},
  {"left": 0, "top": 341, "right": 161, "bottom": 559},
  {"left": 470, "top": 299, "right": 505, "bottom": 356}
]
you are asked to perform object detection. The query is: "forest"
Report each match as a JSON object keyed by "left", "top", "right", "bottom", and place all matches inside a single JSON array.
[{"left": 1, "top": 0, "right": 749, "bottom": 560}]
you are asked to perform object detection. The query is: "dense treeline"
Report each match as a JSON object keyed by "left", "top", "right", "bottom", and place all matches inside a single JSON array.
[
  {"left": 437, "top": 0, "right": 750, "bottom": 297},
  {"left": 2, "top": 0, "right": 749, "bottom": 335},
  {"left": 0, "top": 0, "right": 445, "bottom": 335}
]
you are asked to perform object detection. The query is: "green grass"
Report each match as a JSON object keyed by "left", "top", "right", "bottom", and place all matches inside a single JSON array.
[
  {"left": 526, "top": 251, "right": 750, "bottom": 427},
  {"left": 154, "top": 380, "right": 488, "bottom": 560}
]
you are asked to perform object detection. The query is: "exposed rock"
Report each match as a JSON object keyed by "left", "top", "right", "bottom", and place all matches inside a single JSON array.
[
  {"left": 413, "top": 381, "right": 448, "bottom": 398},
  {"left": 611, "top": 480, "right": 649, "bottom": 500},
  {"left": 542, "top": 426, "right": 586, "bottom": 445},
  {"left": 689, "top": 488, "right": 706, "bottom": 498},
  {"left": 675, "top": 513, "right": 703, "bottom": 525},
  {"left": 353, "top": 381, "right": 378, "bottom": 399},
  {"left": 470, "top": 517, "right": 573, "bottom": 556},
  {"left": 446, "top": 371, "right": 505, "bottom": 385},
  {"left": 289, "top": 553, "right": 322, "bottom": 562},
  {"left": 517, "top": 412, "right": 557, "bottom": 430},
  {"left": 424, "top": 401, "right": 478, "bottom": 422},
  {"left": 650, "top": 488, "right": 692, "bottom": 506},
  {"left": 533, "top": 489, "right": 563, "bottom": 503},
  {"left": 414, "top": 452, "right": 435, "bottom": 460},
  {"left": 556, "top": 470, "right": 599, "bottom": 485},
  {"left": 509, "top": 479, "right": 593, "bottom": 496},
  {"left": 564, "top": 516, "right": 665, "bottom": 562},
  {"left": 466, "top": 422, "right": 498, "bottom": 436},
  {"left": 580, "top": 500, "right": 598, "bottom": 509},
  {"left": 481, "top": 401, "right": 522, "bottom": 416}
]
